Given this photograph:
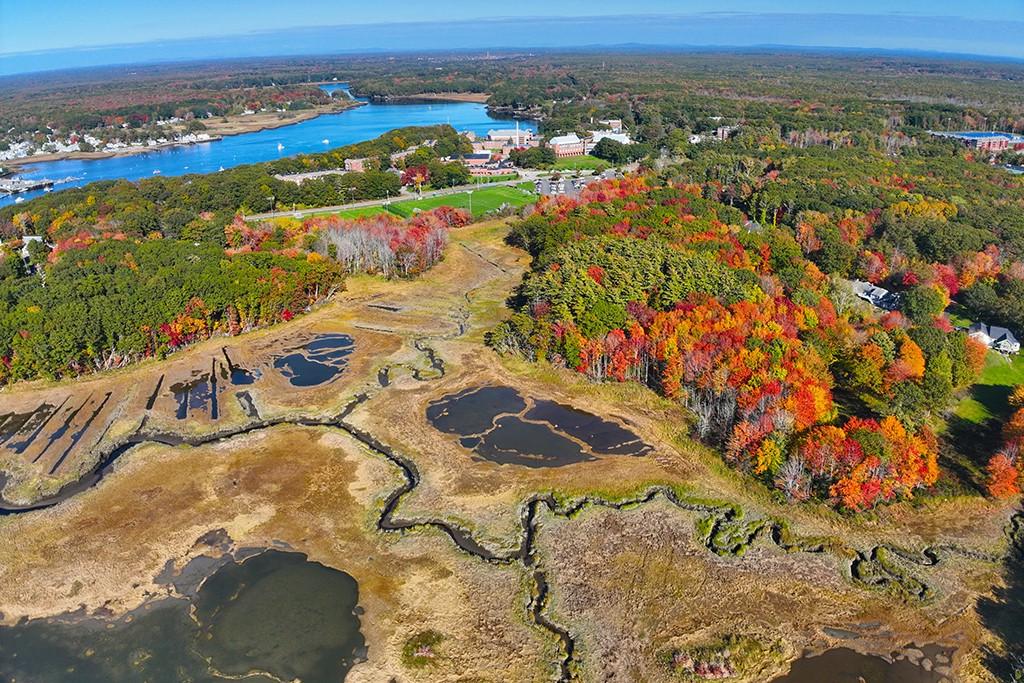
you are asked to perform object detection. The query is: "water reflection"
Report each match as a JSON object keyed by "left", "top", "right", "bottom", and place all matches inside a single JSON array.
[{"left": 0, "top": 550, "right": 365, "bottom": 682}]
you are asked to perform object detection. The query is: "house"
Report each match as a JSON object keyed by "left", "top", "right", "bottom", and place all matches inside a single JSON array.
[
  {"left": 715, "top": 125, "right": 738, "bottom": 141},
  {"left": 968, "top": 322, "right": 1021, "bottom": 354},
  {"left": 548, "top": 133, "right": 586, "bottom": 158},
  {"left": 849, "top": 280, "right": 900, "bottom": 311},
  {"left": 598, "top": 119, "right": 624, "bottom": 133}
]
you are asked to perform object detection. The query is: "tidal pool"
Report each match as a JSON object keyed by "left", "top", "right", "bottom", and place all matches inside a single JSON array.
[
  {"left": 0, "top": 550, "right": 366, "bottom": 682},
  {"left": 771, "top": 647, "right": 951, "bottom": 683},
  {"left": 525, "top": 400, "right": 651, "bottom": 455},
  {"left": 274, "top": 333, "right": 356, "bottom": 387},
  {"left": 426, "top": 385, "right": 528, "bottom": 436},
  {"left": 427, "top": 385, "right": 651, "bottom": 466}
]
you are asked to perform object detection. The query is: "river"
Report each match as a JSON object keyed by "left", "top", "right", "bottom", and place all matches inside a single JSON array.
[{"left": 0, "top": 84, "right": 536, "bottom": 208}]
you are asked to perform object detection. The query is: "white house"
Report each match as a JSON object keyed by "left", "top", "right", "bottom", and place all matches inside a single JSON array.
[
  {"left": 849, "top": 280, "right": 900, "bottom": 311},
  {"left": 968, "top": 322, "right": 1020, "bottom": 354}
]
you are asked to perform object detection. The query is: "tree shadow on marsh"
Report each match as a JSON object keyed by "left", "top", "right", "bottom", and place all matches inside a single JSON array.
[
  {"left": 977, "top": 511, "right": 1024, "bottom": 681},
  {"left": 941, "top": 413, "right": 1003, "bottom": 495}
]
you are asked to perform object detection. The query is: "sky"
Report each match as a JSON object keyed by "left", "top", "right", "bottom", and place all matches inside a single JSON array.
[{"left": 1, "top": 0, "right": 1022, "bottom": 74}]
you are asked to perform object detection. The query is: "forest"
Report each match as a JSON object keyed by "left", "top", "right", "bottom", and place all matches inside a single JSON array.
[
  {"left": 490, "top": 176, "right": 1002, "bottom": 510},
  {"left": 0, "top": 204, "right": 468, "bottom": 385},
  {"left": 5, "top": 51, "right": 1024, "bottom": 503}
]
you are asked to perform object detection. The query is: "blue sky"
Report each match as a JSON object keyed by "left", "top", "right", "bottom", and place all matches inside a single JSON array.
[{"left": 1, "top": 0, "right": 1022, "bottom": 73}]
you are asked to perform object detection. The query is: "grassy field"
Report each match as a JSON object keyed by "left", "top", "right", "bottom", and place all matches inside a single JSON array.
[
  {"left": 953, "top": 351, "right": 1024, "bottom": 424},
  {"left": 389, "top": 185, "right": 536, "bottom": 218},
  {"left": 307, "top": 185, "right": 537, "bottom": 221},
  {"left": 468, "top": 173, "right": 520, "bottom": 184},
  {"left": 946, "top": 302, "right": 974, "bottom": 328},
  {"left": 552, "top": 154, "right": 610, "bottom": 172}
]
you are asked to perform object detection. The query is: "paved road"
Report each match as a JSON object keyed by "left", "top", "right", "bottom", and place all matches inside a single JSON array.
[{"left": 243, "top": 174, "right": 543, "bottom": 222}]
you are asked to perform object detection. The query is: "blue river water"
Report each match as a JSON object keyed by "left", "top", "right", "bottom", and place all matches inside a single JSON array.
[{"left": 1, "top": 84, "right": 535, "bottom": 208}]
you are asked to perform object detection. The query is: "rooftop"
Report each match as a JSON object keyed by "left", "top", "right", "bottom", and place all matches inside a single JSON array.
[{"left": 931, "top": 130, "right": 1024, "bottom": 142}]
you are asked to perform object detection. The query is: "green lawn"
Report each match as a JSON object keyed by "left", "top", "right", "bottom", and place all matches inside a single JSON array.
[
  {"left": 309, "top": 185, "right": 537, "bottom": 221},
  {"left": 468, "top": 173, "right": 520, "bottom": 184},
  {"left": 552, "top": 154, "right": 610, "bottom": 172},
  {"left": 387, "top": 185, "right": 537, "bottom": 219},
  {"left": 953, "top": 351, "right": 1024, "bottom": 424},
  {"left": 312, "top": 205, "right": 402, "bottom": 220},
  {"left": 946, "top": 302, "right": 974, "bottom": 328}
]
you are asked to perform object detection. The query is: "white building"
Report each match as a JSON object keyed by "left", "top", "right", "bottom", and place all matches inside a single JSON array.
[
  {"left": 590, "top": 130, "right": 633, "bottom": 146},
  {"left": 849, "top": 280, "right": 900, "bottom": 311},
  {"left": 968, "top": 322, "right": 1020, "bottom": 354}
]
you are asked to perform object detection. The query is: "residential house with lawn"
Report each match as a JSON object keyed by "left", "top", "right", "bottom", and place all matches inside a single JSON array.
[{"left": 968, "top": 322, "right": 1021, "bottom": 354}]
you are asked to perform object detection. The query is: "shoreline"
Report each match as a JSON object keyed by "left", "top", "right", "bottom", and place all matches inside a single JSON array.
[
  {"left": 367, "top": 92, "right": 492, "bottom": 104},
  {"left": 5, "top": 100, "right": 364, "bottom": 170}
]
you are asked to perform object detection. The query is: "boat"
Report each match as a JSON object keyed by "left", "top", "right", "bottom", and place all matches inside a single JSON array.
[
  {"left": 14, "top": 197, "right": 24, "bottom": 203},
  {"left": 218, "top": 166, "right": 225, "bottom": 172},
  {"left": 152, "top": 169, "right": 161, "bottom": 175},
  {"left": 277, "top": 143, "right": 284, "bottom": 151},
  {"left": 322, "top": 139, "right": 330, "bottom": 144}
]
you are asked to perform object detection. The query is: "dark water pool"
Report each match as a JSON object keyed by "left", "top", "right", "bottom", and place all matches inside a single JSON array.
[
  {"left": 426, "top": 385, "right": 651, "bottom": 467},
  {"left": 474, "top": 416, "right": 594, "bottom": 467},
  {"left": 771, "top": 647, "right": 951, "bottom": 683},
  {"left": 274, "top": 334, "right": 355, "bottom": 387},
  {"left": 525, "top": 400, "right": 651, "bottom": 455},
  {"left": 0, "top": 550, "right": 365, "bottom": 682},
  {"left": 170, "top": 373, "right": 218, "bottom": 420},
  {"left": 426, "top": 386, "right": 527, "bottom": 436}
]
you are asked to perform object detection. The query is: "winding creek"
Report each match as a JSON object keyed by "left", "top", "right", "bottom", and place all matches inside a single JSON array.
[
  {"left": 1, "top": 368, "right": 1015, "bottom": 680},
  {"left": 0, "top": 247, "right": 1020, "bottom": 680}
]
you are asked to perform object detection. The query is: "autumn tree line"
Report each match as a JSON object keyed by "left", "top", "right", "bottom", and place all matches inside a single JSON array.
[
  {"left": 490, "top": 178, "right": 992, "bottom": 511},
  {"left": 0, "top": 202, "right": 470, "bottom": 386}
]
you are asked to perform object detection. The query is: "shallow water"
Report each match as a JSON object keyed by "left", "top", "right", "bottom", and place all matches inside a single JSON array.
[
  {"left": 771, "top": 647, "right": 950, "bottom": 683},
  {"left": 0, "top": 550, "right": 365, "bottom": 682},
  {"left": 426, "top": 385, "right": 528, "bottom": 436},
  {"left": 170, "top": 373, "right": 217, "bottom": 420},
  {"left": 525, "top": 400, "right": 651, "bottom": 455},
  {"left": 273, "top": 333, "right": 355, "bottom": 387},
  {"left": 474, "top": 416, "right": 594, "bottom": 467},
  {"left": 427, "top": 385, "right": 652, "bottom": 467}
]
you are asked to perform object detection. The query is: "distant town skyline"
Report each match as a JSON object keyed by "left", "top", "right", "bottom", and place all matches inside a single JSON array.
[{"left": 1, "top": 2, "right": 1022, "bottom": 75}]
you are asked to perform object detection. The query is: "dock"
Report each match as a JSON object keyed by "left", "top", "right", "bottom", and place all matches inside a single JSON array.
[{"left": 0, "top": 178, "right": 54, "bottom": 196}]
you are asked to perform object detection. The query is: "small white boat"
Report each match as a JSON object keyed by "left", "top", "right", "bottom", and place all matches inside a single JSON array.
[
  {"left": 218, "top": 166, "right": 225, "bottom": 172},
  {"left": 277, "top": 143, "right": 284, "bottom": 151},
  {"left": 14, "top": 197, "right": 24, "bottom": 203},
  {"left": 322, "top": 139, "right": 330, "bottom": 144},
  {"left": 44, "top": 187, "right": 52, "bottom": 192},
  {"left": 152, "top": 169, "right": 161, "bottom": 175}
]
